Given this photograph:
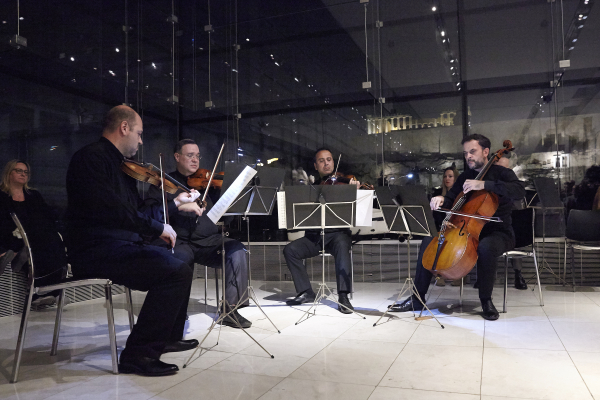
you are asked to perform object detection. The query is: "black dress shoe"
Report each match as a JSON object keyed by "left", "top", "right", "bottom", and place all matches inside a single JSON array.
[
  {"left": 514, "top": 270, "right": 528, "bottom": 290},
  {"left": 219, "top": 309, "right": 252, "bottom": 329},
  {"left": 481, "top": 299, "right": 499, "bottom": 321},
  {"left": 286, "top": 291, "right": 316, "bottom": 306},
  {"left": 163, "top": 339, "right": 199, "bottom": 353},
  {"left": 472, "top": 280, "right": 479, "bottom": 289},
  {"left": 118, "top": 356, "right": 179, "bottom": 376},
  {"left": 338, "top": 293, "right": 354, "bottom": 314},
  {"left": 388, "top": 296, "right": 423, "bottom": 312}
]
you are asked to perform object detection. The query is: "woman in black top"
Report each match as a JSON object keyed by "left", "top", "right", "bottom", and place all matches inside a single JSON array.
[{"left": 0, "top": 160, "right": 66, "bottom": 284}]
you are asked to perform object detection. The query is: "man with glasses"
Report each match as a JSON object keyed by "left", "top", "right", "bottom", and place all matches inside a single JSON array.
[{"left": 147, "top": 139, "right": 251, "bottom": 328}]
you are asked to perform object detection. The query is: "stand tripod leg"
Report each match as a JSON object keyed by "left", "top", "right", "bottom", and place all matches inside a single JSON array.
[
  {"left": 373, "top": 278, "right": 444, "bottom": 329},
  {"left": 184, "top": 225, "right": 275, "bottom": 368},
  {"left": 244, "top": 215, "right": 281, "bottom": 333},
  {"left": 295, "top": 283, "right": 325, "bottom": 325},
  {"left": 247, "top": 285, "right": 281, "bottom": 333}
]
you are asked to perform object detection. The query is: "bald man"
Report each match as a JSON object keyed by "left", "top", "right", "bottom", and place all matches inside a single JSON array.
[{"left": 66, "top": 106, "right": 200, "bottom": 376}]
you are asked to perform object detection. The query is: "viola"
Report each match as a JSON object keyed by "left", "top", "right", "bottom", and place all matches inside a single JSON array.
[
  {"left": 422, "top": 140, "right": 514, "bottom": 280},
  {"left": 187, "top": 168, "right": 224, "bottom": 191},
  {"left": 320, "top": 172, "right": 375, "bottom": 190}
]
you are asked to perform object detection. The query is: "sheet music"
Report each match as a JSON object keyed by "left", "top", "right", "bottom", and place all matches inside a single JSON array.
[
  {"left": 277, "top": 191, "right": 287, "bottom": 229},
  {"left": 355, "top": 189, "right": 374, "bottom": 227},
  {"left": 207, "top": 166, "right": 257, "bottom": 224}
]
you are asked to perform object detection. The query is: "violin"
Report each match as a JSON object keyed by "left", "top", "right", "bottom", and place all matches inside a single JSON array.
[
  {"left": 187, "top": 168, "right": 224, "bottom": 191},
  {"left": 121, "top": 160, "right": 188, "bottom": 194},
  {"left": 422, "top": 140, "right": 515, "bottom": 280},
  {"left": 320, "top": 172, "right": 375, "bottom": 190},
  {"left": 121, "top": 159, "right": 207, "bottom": 208}
]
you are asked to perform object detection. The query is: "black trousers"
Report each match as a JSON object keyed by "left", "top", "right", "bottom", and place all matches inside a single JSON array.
[
  {"left": 173, "top": 238, "right": 249, "bottom": 306},
  {"left": 283, "top": 230, "right": 352, "bottom": 294},
  {"left": 413, "top": 229, "right": 514, "bottom": 301},
  {"left": 70, "top": 241, "right": 193, "bottom": 360}
]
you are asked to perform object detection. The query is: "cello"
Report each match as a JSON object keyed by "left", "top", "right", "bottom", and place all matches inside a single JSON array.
[{"left": 422, "top": 140, "right": 514, "bottom": 281}]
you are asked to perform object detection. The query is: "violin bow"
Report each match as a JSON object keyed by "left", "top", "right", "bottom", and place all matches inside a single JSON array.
[
  {"left": 159, "top": 153, "right": 174, "bottom": 253},
  {"left": 202, "top": 142, "right": 225, "bottom": 203},
  {"left": 331, "top": 154, "right": 341, "bottom": 184}
]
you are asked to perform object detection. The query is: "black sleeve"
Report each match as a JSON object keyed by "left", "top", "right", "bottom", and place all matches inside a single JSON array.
[
  {"left": 67, "top": 150, "right": 164, "bottom": 236},
  {"left": 144, "top": 183, "right": 178, "bottom": 223},
  {"left": 442, "top": 173, "right": 467, "bottom": 209},
  {"left": 483, "top": 167, "right": 526, "bottom": 201}
]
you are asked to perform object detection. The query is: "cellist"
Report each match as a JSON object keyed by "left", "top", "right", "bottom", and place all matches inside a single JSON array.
[{"left": 389, "top": 134, "right": 525, "bottom": 320}]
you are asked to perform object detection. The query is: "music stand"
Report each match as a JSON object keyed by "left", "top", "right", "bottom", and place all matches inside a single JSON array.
[
  {"left": 529, "top": 177, "right": 567, "bottom": 286},
  {"left": 283, "top": 185, "right": 366, "bottom": 324},
  {"left": 373, "top": 185, "right": 445, "bottom": 328},
  {"left": 223, "top": 165, "right": 285, "bottom": 333}
]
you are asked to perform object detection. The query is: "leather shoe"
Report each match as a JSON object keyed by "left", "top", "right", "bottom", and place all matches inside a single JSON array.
[
  {"left": 219, "top": 308, "right": 252, "bottom": 329},
  {"left": 514, "top": 270, "right": 528, "bottom": 290},
  {"left": 162, "top": 339, "right": 199, "bottom": 353},
  {"left": 481, "top": 299, "right": 499, "bottom": 321},
  {"left": 338, "top": 293, "right": 354, "bottom": 314},
  {"left": 119, "top": 356, "right": 179, "bottom": 376},
  {"left": 388, "top": 296, "right": 423, "bottom": 312},
  {"left": 286, "top": 291, "right": 316, "bottom": 306}
]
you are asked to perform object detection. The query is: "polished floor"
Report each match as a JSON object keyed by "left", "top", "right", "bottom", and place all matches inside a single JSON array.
[{"left": 1, "top": 279, "right": 600, "bottom": 400}]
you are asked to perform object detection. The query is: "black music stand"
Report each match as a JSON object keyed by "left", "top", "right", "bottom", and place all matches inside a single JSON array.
[
  {"left": 373, "top": 186, "right": 444, "bottom": 328},
  {"left": 530, "top": 177, "right": 567, "bottom": 287},
  {"left": 283, "top": 185, "right": 366, "bottom": 324},
  {"left": 223, "top": 165, "right": 285, "bottom": 333},
  {"left": 184, "top": 224, "right": 274, "bottom": 368}
]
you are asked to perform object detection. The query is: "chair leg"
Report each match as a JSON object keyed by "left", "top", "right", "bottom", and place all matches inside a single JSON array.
[
  {"left": 10, "top": 289, "right": 35, "bottom": 383},
  {"left": 50, "top": 289, "right": 67, "bottom": 356},
  {"left": 125, "top": 287, "right": 135, "bottom": 331},
  {"left": 503, "top": 256, "right": 508, "bottom": 313},
  {"left": 532, "top": 248, "right": 544, "bottom": 306},
  {"left": 570, "top": 245, "right": 576, "bottom": 292},
  {"left": 104, "top": 284, "right": 119, "bottom": 374},
  {"left": 349, "top": 248, "right": 354, "bottom": 300},
  {"left": 205, "top": 265, "right": 208, "bottom": 307},
  {"left": 215, "top": 267, "right": 220, "bottom": 306},
  {"left": 459, "top": 277, "right": 463, "bottom": 307}
]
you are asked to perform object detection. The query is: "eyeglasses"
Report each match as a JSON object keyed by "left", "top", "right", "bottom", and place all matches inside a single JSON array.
[
  {"left": 181, "top": 153, "right": 201, "bottom": 161},
  {"left": 13, "top": 168, "right": 29, "bottom": 175}
]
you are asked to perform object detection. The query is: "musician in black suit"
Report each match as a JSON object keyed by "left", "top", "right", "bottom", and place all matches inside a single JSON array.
[
  {"left": 146, "top": 139, "right": 251, "bottom": 328},
  {"left": 283, "top": 148, "right": 360, "bottom": 314},
  {"left": 390, "top": 134, "right": 525, "bottom": 321},
  {"left": 66, "top": 105, "right": 200, "bottom": 376}
]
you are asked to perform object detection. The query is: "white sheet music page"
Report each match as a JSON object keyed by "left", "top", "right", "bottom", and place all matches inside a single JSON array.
[
  {"left": 207, "top": 166, "right": 257, "bottom": 224},
  {"left": 355, "top": 189, "right": 374, "bottom": 227},
  {"left": 277, "top": 191, "right": 287, "bottom": 229}
]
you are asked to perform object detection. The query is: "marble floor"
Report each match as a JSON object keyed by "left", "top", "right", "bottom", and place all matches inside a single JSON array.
[{"left": 1, "top": 279, "right": 600, "bottom": 400}]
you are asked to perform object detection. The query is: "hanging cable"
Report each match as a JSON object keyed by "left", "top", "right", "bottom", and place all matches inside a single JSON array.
[
  {"left": 364, "top": 3, "right": 369, "bottom": 84},
  {"left": 124, "top": 0, "right": 129, "bottom": 104},
  {"left": 235, "top": 0, "right": 240, "bottom": 162}
]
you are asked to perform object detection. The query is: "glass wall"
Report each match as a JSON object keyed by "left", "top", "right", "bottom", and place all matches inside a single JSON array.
[{"left": 0, "top": 0, "right": 598, "bottom": 213}]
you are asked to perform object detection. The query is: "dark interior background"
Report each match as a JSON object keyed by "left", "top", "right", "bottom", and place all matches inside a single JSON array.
[{"left": 0, "top": 0, "right": 598, "bottom": 217}]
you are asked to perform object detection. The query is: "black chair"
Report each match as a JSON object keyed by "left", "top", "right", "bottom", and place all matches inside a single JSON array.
[
  {"left": 9, "top": 213, "right": 132, "bottom": 383},
  {"left": 502, "top": 208, "right": 544, "bottom": 313},
  {"left": 565, "top": 210, "right": 600, "bottom": 291}
]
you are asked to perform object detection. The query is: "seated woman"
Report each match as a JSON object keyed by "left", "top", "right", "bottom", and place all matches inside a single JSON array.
[{"left": 0, "top": 160, "right": 67, "bottom": 288}]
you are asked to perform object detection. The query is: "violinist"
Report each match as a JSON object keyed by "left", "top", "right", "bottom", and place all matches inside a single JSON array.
[
  {"left": 283, "top": 147, "right": 359, "bottom": 313},
  {"left": 66, "top": 106, "right": 200, "bottom": 377},
  {"left": 146, "top": 139, "right": 251, "bottom": 329},
  {"left": 389, "top": 134, "right": 525, "bottom": 321}
]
